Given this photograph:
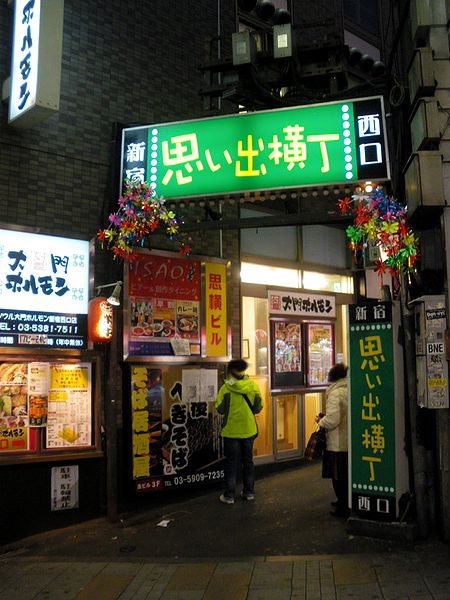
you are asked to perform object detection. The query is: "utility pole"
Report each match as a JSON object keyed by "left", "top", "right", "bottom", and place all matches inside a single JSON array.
[{"left": 399, "top": 273, "right": 431, "bottom": 538}]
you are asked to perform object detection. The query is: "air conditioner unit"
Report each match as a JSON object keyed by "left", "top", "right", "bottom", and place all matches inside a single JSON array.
[
  {"left": 410, "top": 98, "right": 440, "bottom": 151},
  {"left": 410, "top": 0, "right": 431, "bottom": 43},
  {"left": 404, "top": 151, "right": 444, "bottom": 217},
  {"left": 232, "top": 30, "right": 256, "bottom": 65},
  {"left": 408, "top": 48, "right": 435, "bottom": 104}
]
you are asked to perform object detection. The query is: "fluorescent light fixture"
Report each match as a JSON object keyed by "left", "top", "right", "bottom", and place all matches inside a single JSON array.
[{"left": 240, "top": 262, "right": 299, "bottom": 287}]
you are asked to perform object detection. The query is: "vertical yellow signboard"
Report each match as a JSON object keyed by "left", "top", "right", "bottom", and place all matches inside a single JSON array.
[{"left": 205, "top": 263, "right": 227, "bottom": 357}]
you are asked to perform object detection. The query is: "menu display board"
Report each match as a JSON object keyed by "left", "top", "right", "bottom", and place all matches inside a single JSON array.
[
  {"left": 0, "top": 362, "right": 31, "bottom": 452},
  {"left": 270, "top": 319, "right": 304, "bottom": 389},
  {"left": 126, "top": 251, "right": 230, "bottom": 360},
  {"left": 268, "top": 289, "right": 336, "bottom": 390},
  {"left": 306, "top": 323, "right": 334, "bottom": 386},
  {"left": 127, "top": 252, "right": 201, "bottom": 358},
  {"left": 0, "top": 228, "right": 89, "bottom": 350},
  {"left": 46, "top": 363, "right": 92, "bottom": 448},
  {"left": 0, "top": 360, "right": 93, "bottom": 455}
]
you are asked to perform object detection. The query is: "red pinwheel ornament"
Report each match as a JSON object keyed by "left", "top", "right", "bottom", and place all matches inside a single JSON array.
[
  {"left": 337, "top": 188, "right": 419, "bottom": 279},
  {"left": 97, "top": 180, "right": 192, "bottom": 260}
]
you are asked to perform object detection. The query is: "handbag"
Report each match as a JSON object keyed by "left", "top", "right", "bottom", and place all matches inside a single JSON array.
[{"left": 304, "top": 427, "right": 326, "bottom": 460}]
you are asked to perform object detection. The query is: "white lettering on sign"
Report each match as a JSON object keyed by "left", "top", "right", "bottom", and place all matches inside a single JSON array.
[
  {"left": 357, "top": 114, "right": 381, "bottom": 137},
  {"left": 10, "top": 0, "right": 41, "bottom": 121},
  {"left": 359, "top": 142, "right": 382, "bottom": 165},
  {"left": 427, "top": 342, "right": 444, "bottom": 355}
]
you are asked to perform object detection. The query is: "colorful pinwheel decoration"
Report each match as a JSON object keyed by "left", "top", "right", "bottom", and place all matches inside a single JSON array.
[
  {"left": 97, "top": 180, "right": 192, "bottom": 260},
  {"left": 337, "top": 187, "right": 419, "bottom": 277}
]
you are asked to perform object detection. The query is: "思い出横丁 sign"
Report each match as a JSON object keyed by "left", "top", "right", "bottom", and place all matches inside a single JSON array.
[
  {"left": 121, "top": 96, "right": 389, "bottom": 199},
  {"left": 349, "top": 302, "right": 396, "bottom": 520}
]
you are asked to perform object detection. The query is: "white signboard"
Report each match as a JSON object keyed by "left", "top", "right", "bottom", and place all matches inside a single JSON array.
[
  {"left": 51, "top": 465, "right": 79, "bottom": 511},
  {"left": 268, "top": 290, "right": 336, "bottom": 318},
  {"left": 9, "top": 0, "right": 64, "bottom": 128},
  {"left": 0, "top": 228, "right": 89, "bottom": 349}
]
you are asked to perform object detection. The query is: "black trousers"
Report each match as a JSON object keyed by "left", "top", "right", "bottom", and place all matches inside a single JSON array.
[
  {"left": 322, "top": 450, "right": 349, "bottom": 510},
  {"left": 332, "top": 477, "right": 348, "bottom": 509}
]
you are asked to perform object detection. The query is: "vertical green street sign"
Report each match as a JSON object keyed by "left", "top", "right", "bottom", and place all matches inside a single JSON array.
[
  {"left": 349, "top": 302, "right": 397, "bottom": 520},
  {"left": 121, "top": 96, "right": 389, "bottom": 199}
]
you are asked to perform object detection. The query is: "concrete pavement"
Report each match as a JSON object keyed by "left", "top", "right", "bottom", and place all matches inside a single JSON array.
[
  {"left": 1, "top": 461, "right": 449, "bottom": 599},
  {"left": 0, "top": 549, "right": 449, "bottom": 599}
]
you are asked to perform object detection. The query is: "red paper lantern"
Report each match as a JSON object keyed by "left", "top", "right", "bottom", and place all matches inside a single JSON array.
[{"left": 88, "top": 297, "right": 113, "bottom": 343}]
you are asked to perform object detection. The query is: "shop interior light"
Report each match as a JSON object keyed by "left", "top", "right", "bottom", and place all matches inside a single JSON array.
[{"left": 96, "top": 280, "right": 123, "bottom": 306}]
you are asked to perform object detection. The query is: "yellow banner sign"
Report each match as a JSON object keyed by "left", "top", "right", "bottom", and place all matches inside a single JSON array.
[{"left": 205, "top": 263, "right": 227, "bottom": 357}]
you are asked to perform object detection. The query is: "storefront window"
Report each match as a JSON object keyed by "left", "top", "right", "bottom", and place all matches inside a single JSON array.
[
  {"left": 241, "top": 262, "right": 353, "bottom": 294},
  {"left": 242, "top": 274, "right": 348, "bottom": 463},
  {"left": 302, "top": 271, "right": 353, "bottom": 293},
  {"left": 241, "top": 263, "right": 300, "bottom": 288},
  {"left": 253, "top": 374, "right": 272, "bottom": 458},
  {"left": 242, "top": 296, "right": 272, "bottom": 457}
]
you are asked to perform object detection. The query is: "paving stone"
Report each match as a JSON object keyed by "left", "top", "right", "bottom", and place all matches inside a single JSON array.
[
  {"left": 164, "top": 563, "right": 215, "bottom": 591},
  {"left": 159, "top": 592, "right": 204, "bottom": 600},
  {"left": 74, "top": 574, "right": 134, "bottom": 599},
  {"left": 333, "top": 558, "right": 377, "bottom": 586},
  {"left": 103, "top": 562, "right": 144, "bottom": 576},
  {"left": 379, "top": 581, "right": 434, "bottom": 600},
  {"left": 214, "top": 561, "right": 255, "bottom": 575},
  {"left": 249, "top": 561, "right": 293, "bottom": 590},
  {"left": 247, "top": 590, "right": 292, "bottom": 600},
  {"left": 291, "top": 560, "right": 307, "bottom": 593},
  {"left": 203, "top": 572, "right": 250, "bottom": 600},
  {"left": 335, "top": 583, "right": 383, "bottom": 600}
]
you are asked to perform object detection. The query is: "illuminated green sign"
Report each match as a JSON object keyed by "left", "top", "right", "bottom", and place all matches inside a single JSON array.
[
  {"left": 349, "top": 302, "right": 396, "bottom": 520},
  {"left": 121, "top": 96, "right": 389, "bottom": 199}
]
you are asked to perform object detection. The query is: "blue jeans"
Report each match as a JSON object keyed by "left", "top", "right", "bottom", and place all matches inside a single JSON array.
[{"left": 223, "top": 436, "right": 255, "bottom": 499}]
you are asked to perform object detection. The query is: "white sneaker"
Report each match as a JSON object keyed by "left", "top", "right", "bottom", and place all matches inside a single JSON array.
[
  {"left": 241, "top": 492, "right": 255, "bottom": 501},
  {"left": 219, "top": 493, "right": 234, "bottom": 505}
]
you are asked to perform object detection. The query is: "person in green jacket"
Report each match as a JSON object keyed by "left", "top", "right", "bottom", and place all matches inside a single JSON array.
[{"left": 215, "top": 358, "right": 263, "bottom": 504}]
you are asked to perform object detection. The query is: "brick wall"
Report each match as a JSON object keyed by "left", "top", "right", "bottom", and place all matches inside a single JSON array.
[
  {"left": 0, "top": 1, "right": 233, "bottom": 240},
  {"left": 0, "top": 0, "right": 241, "bottom": 518}
]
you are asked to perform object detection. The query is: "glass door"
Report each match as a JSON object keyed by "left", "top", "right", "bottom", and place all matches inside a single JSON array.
[
  {"left": 303, "top": 391, "right": 324, "bottom": 455},
  {"left": 274, "top": 393, "right": 301, "bottom": 458},
  {"left": 242, "top": 296, "right": 273, "bottom": 460}
]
